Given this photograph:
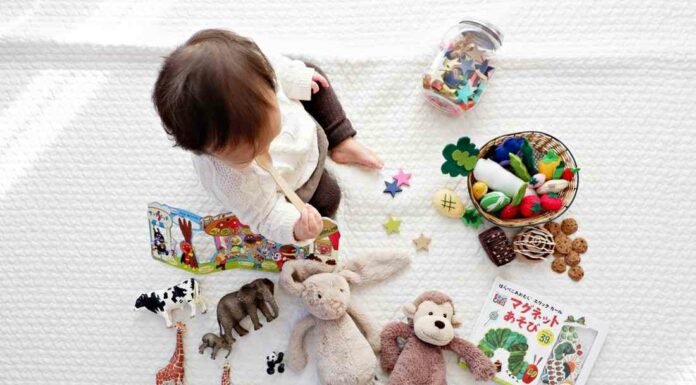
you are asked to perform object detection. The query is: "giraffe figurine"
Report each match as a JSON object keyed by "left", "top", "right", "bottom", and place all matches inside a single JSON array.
[
  {"left": 220, "top": 361, "right": 231, "bottom": 385},
  {"left": 156, "top": 321, "right": 187, "bottom": 385}
]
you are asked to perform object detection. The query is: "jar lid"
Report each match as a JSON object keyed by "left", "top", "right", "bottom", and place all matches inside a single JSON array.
[{"left": 459, "top": 19, "right": 504, "bottom": 47}]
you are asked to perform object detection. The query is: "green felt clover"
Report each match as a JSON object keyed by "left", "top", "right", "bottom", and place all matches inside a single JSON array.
[
  {"left": 441, "top": 137, "right": 480, "bottom": 177},
  {"left": 462, "top": 208, "right": 483, "bottom": 229}
]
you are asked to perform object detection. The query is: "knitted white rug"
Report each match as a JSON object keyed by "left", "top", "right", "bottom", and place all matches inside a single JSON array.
[{"left": 1, "top": 1, "right": 695, "bottom": 384}]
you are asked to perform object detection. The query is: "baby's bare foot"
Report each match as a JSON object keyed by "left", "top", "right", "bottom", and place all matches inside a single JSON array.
[{"left": 331, "top": 138, "right": 383, "bottom": 169}]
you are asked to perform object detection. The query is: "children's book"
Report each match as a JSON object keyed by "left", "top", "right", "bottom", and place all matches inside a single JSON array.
[
  {"left": 460, "top": 277, "right": 606, "bottom": 385},
  {"left": 147, "top": 202, "right": 340, "bottom": 274}
]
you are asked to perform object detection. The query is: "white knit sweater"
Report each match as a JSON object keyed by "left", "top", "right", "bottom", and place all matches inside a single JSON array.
[{"left": 192, "top": 49, "right": 318, "bottom": 245}]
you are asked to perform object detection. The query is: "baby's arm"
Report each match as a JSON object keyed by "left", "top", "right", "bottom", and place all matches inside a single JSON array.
[
  {"left": 193, "top": 155, "right": 303, "bottom": 245},
  {"left": 263, "top": 49, "right": 316, "bottom": 101}
]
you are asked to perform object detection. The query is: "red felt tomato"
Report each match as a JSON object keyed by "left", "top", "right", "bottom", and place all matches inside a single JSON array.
[
  {"left": 540, "top": 193, "right": 563, "bottom": 211},
  {"left": 520, "top": 195, "right": 543, "bottom": 217},
  {"left": 561, "top": 167, "right": 580, "bottom": 181},
  {"left": 499, "top": 204, "right": 519, "bottom": 220}
]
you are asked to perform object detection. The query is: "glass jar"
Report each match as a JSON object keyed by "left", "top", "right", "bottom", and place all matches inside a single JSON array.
[{"left": 422, "top": 19, "right": 503, "bottom": 116}]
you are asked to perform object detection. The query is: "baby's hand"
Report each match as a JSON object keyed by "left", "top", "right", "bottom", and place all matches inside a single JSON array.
[
  {"left": 293, "top": 204, "right": 323, "bottom": 241},
  {"left": 311, "top": 72, "right": 329, "bottom": 94}
]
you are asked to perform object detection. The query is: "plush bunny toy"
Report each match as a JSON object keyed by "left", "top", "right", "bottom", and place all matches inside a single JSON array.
[{"left": 280, "top": 251, "right": 411, "bottom": 385}]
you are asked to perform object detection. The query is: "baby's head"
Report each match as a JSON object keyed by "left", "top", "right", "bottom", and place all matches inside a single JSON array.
[{"left": 153, "top": 29, "right": 280, "bottom": 168}]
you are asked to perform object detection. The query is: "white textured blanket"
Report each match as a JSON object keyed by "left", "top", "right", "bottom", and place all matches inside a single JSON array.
[{"left": 1, "top": 1, "right": 695, "bottom": 384}]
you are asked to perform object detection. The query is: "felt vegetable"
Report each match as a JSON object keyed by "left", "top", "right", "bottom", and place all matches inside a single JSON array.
[
  {"left": 552, "top": 161, "right": 566, "bottom": 180},
  {"left": 537, "top": 149, "right": 562, "bottom": 180},
  {"left": 540, "top": 193, "right": 563, "bottom": 211},
  {"left": 493, "top": 138, "right": 525, "bottom": 164},
  {"left": 520, "top": 140, "right": 537, "bottom": 174},
  {"left": 499, "top": 204, "right": 519, "bottom": 220},
  {"left": 561, "top": 167, "right": 580, "bottom": 181},
  {"left": 509, "top": 153, "right": 531, "bottom": 182},
  {"left": 441, "top": 137, "right": 480, "bottom": 177},
  {"left": 529, "top": 173, "right": 546, "bottom": 189},
  {"left": 520, "top": 195, "right": 543, "bottom": 217},
  {"left": 537, "top": 179, "right": 569, "bottom": 194},
  {"left": 480, "top": 191, "right": 511, "bottom": 213},
  {"left": 472, "top": 182, "right": 488, "bottom": 200},
  {"left": 473, "top": 159, "right": 535, "bottom": 204},
  {"left": 462, "top": 208, "right": 483, "bottom": 229},
  {"left": 432, "top": 189, "right": 465, "bottom": 218},
  {"left": 494, "top": 145, "right": 511, "bottom": 163}
]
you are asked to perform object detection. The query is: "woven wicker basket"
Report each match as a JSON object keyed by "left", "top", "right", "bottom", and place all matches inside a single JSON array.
[{"left": 468, "top": 131, "right": 579, "bottom": 228}]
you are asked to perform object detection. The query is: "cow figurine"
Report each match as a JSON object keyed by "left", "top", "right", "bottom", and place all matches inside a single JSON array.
[{"left": 133, "top": 278, "right": 207, "bottom": 327}]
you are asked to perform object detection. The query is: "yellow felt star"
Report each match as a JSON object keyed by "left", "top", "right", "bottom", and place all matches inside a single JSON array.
[
  {"left": 383, "top": 215, "right": 401, "bottom": 235},
  {"left": 413, "top": 233, "right": 431, "bottom": 252}
]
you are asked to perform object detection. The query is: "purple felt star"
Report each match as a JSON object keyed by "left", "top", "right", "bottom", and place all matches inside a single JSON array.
[
  {"left": 393, "top": 168, "right": 412, "bottom": 187},
  {"left": 383, "top": 179, "right": 402, "bottom": 197}
]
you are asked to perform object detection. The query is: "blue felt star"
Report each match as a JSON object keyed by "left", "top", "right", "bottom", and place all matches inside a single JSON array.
[
  {"left": 476, "top": 60, "right": 494, "bottom": 77},
  {"left": 383, "top": 179, "right": 402, "bottom": 197},
  {"left": 456, "top": 83, "right": 474, "bottom": 102},
  {"left": 460, "top": 59, "right": 474, "bottom": 73}
]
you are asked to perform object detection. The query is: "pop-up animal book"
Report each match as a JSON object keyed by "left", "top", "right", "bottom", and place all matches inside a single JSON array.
[
  {"left": 461, "top": 277, "right": 606, "bottom": 385},
  {"left": 147, "top": 202, "right": 340, "bottom": 274}
]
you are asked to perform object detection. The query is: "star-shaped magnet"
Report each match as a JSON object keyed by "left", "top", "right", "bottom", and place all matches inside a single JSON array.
[
  {"left": 393, "top": 168, "right": 412, "bottom": 187},
  {"left": 383, "top": 180, "right": 402, "bottom": 197},
  {"left": 413, "top": 233, "right": 431, "bottom": 251},
  {"left": 456, "top": 83, "right": 474, "bottom": 103},
  {"left": 383, "top": 215, "right": 401, "bottom": 235}
]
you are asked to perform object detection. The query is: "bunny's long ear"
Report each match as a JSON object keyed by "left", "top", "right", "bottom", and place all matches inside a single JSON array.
[
  {"left": 279, "top": 260, "right": 334, "bottom": 296},
  {"left": 342, "top": 250, "right": 411, "bottom": 287}
]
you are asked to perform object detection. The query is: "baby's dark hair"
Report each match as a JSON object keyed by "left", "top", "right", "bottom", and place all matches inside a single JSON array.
[{"left": 152, "top": 29, "right": 276, "bottom": 154}]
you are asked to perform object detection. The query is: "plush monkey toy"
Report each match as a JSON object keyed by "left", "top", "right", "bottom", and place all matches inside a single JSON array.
[{"left": 380, "top": 291, "right": 496, "bottom": 385}]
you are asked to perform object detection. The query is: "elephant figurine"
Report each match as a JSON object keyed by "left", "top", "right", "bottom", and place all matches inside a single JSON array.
[
  {"left": 216, "top": 278, "right": 278, "bottom": 343},
  {"left": 199, "top": 333, "right": 233, "bottom": 359}
]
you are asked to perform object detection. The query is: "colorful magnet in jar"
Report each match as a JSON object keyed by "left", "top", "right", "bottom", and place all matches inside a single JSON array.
[{"left": 422, "top": 20, "right": 503, "bottom": 116}]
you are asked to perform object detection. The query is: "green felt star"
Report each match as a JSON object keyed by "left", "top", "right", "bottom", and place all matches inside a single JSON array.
[
  {"left": 462, "top": 208, "right": 483, "bottom": 229},
  {"left": 441, "top": 137, "right": 480, "bottom": 177}
]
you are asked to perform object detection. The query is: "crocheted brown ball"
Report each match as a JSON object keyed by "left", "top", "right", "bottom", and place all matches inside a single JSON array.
[
  {"left": 568, "top": 265, "right": 584, "bottom": 281},
  {"left": 561, "top": 218, "right": 578, "bottom": 235},
  {"left": 554, "top": 237, "right": 572, "bottom": 255},
  {"left": 564, "top": 251, "right": 581, "bottom": 267},
  {"left": 572, "top": 237, "right": 588, "bottom": 254},
  {"left": 552, "top": 258, "right": 567, "bottom": 273},
  {"left": 544, "top": 221, "right": 562, "bottom": 236}
]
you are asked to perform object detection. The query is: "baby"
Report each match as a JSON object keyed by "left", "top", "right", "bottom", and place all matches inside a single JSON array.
[{"left": 152, "top": 29, "right": 382, "bottom": 244}]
